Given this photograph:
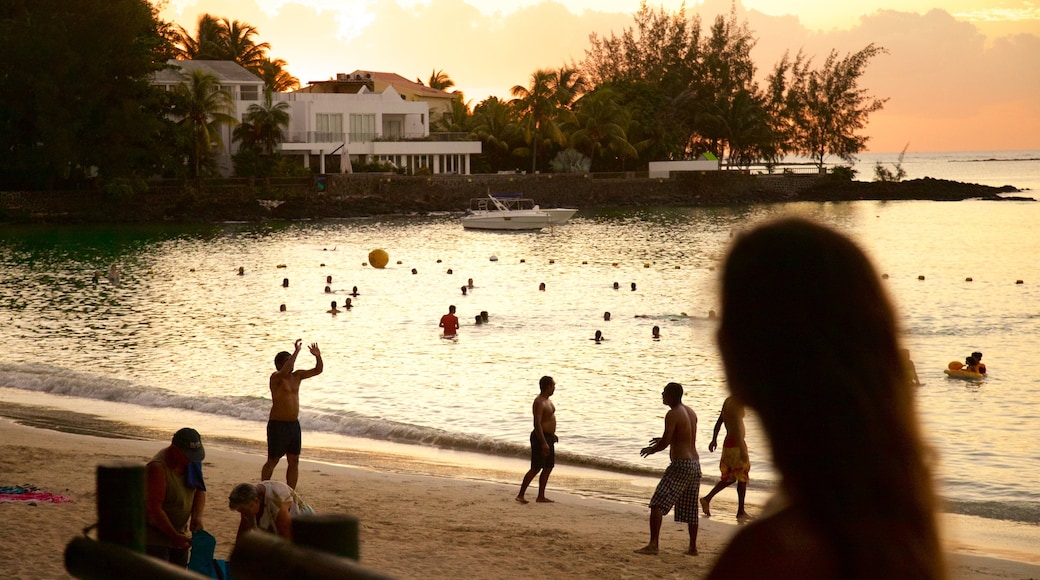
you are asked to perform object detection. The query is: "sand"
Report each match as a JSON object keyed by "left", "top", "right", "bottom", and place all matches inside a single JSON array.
[{"left": 1, "top": 413, "right": 1038, "bottom": 579}]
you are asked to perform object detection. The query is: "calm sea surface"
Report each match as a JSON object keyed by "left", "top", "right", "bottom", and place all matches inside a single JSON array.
[{"left": 1, "top": 150, "right": 1038, "bottom": 526}]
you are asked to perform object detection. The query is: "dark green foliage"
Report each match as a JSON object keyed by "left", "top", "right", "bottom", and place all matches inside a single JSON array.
[
  {"left": 766, "top": 45, "right": 888, "bottom": 170},
  {"left": 0, "top": 0, "right": 177, "bottom": 189}
]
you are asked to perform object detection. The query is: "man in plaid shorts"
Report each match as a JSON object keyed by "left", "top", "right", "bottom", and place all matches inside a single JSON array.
[{"left": 635, "top": 382, "right": 701, "bottom": 555}]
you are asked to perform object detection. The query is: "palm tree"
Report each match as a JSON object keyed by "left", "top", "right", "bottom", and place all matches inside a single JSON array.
[
  {"left": 427, "top": 69, "right": 455, "bottom": 91},
  {"left": 569, "top": 89, "right": 638, "bottom": 171},
  {"left": 234, "top": 89, "right": 291, "bottom": 155},
  {"left": 173, "top": 14, "right": 223, "bottom": 60},
  {"left": 172, "top": 69, "right": 237, "bottom": 178},
  {"left": 469, "top": 97, "right": 521, "bottom": 172},
  {"left": 218, "top": 18, "right": 271, "bottom": 73},
  {"left": 433, "top": 95, "right": 472, "bottom": 132},
  {"left": 173, "top": 15, "right": 273, "bottom": 78},
  {"left": 510, "top": 69, "right": 567, "bottom": 173},
  {"left": 257, "top": 58, "right": 300, "bottom": 92},
  {"left": 548, "top": 66, "right": 584, "bottom": 109}
]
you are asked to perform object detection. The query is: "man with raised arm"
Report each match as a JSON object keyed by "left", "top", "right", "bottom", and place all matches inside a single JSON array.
[
  {"left": 635, "top": 382, "right": 701, "bottom": 556},
  {"left": 262, "top": 339, "right": 322, "bottom": 489},
  {"left": 700, "top": 396, "right": 751, "bottom": 521},
  {"left": 516, "top": 376, "right": 557, "bottom": 504}
]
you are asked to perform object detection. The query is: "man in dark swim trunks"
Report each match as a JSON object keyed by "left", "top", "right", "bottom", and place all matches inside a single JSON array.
[
  {"left": 262, "top": 339, "right": 322, "bottom": 489},
  {"left": 516, "top": 376, "right": 557, "bottom": 504}
]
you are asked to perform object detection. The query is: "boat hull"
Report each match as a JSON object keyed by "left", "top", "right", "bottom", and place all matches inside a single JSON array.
[
  {"left": 461, "top": 213, "right": 550, "bottom": 231},
  {"left": 544, "top": 208, "right": 578, "bottom": 225}
]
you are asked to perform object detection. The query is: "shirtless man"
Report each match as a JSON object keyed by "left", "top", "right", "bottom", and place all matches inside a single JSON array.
[
  {"left": 700, "top": 396, "right": 751, "bottom": 521},
  {"left": 439, "top": 305, "right": 459, "bottom": 338},
  {"left": 262, "top": 340, "right": 323, "bottom": 489},
  {"left": 516, "top": 376, "right": 557, "bottom": 504},
  {"left": 636, "top": 382, "right": 701, "bottom": 556}
]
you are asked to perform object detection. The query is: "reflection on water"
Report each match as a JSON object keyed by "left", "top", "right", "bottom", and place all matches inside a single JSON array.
[{"left": 1, "top": 199, "right": 1039, "bottom": 522}]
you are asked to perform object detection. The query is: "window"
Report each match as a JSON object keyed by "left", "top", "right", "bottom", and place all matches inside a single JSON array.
[
  {"left": 240, "top": 85, "right": 259, "bottom": 101},
  {"left": 349, "top": 114, "right": 376, "bottom": 143},
  {"left": 316, "top": 113, "right": 344, "bottom": 142}
]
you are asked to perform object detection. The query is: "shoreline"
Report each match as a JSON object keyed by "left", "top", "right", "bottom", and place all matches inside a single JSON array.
[
  {"left": 2, "top": 397, "right": 1039, "bottom": 578},
  {"left": 1, "top": 174, "right": 1030, "bottom": 225}
]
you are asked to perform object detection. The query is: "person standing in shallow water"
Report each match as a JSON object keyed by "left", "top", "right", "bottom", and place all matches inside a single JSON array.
[
  {"left": 516, "top": 376, "right": 557, "bottom": 504},
  {"left": 700, "top": 396, "right": 751, "bottom": 521},
  {"left": 439, "top": 305, "right": 459, "bottom": 338},
  {"left": 635, "top": 382, "right": 701, "bottom": 556},
  {"left": 262, "top": 340, "right": 323, "bottom": 490},
  {"left": 708, "top": 217, "right": 944, "bottom": 579}
]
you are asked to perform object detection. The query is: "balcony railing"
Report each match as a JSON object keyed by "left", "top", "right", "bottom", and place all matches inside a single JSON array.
[{"left": 281, "top": 131, "right": 478, "bottom": 144}]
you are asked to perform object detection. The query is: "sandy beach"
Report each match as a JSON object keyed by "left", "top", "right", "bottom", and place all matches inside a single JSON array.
[{"left": 1, "top": 410, "right": 1038, "bottom": 579}]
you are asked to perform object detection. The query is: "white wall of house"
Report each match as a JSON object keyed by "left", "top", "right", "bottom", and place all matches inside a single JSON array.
[
  {"left": 152, "top": 60, "right": 481, "bottom": 176},
  {"left": 648, "top": 160, "right": 720, "bottom": 178},
  {"left": 273, "top": 86, "right": 479, "bottom": 174}
]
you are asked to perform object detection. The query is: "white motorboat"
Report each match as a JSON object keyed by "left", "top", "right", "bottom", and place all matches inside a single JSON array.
[{"left": 461, "top": 194, "right": 577, "bottom": 231}]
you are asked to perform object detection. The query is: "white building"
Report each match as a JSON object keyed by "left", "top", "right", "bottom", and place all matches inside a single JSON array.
[{"left": 152, "top": 60, "right": 481, "bottom": 175}]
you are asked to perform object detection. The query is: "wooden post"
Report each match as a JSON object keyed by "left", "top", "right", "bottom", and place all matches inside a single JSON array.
[
  {"left": 96, "top": 461, "right": 146, "bottom": 552},
  {"left": 65, "top": 536, "right": 205, "bottom": 580},
  {"left": 292, "top": 513, "right": 360, "bottom": 561},
  {"left": 230, "top": 531, "right": 393, "bottom": 580}
]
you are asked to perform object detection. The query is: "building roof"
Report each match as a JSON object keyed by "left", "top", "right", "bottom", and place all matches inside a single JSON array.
[
  {"left": 306, "top": 70, "right": 454, "bottom": 99},
  {"left": 152, "top": 60, "right": 264, "bottom": 84}
]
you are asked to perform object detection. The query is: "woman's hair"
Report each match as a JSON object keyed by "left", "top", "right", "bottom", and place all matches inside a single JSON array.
[
  {"left": 717, "top": 217, "right": 943, "bottom": 579},
  {"left": 228, "top": 483, "right": 259, "bottom": 509}
]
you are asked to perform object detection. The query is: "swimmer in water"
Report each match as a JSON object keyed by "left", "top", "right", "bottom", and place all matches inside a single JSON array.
[
  {"left": 591, "top": 330, "right": 604, "bottom": 343},
  {"left": 327, "top": 301, "right": 340, "bottom": 314},
  {"left": 653, "top": 326, "right": 661, "bottom": 339}
]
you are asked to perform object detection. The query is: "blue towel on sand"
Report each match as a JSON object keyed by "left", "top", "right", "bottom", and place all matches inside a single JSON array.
[{"left": 188, "top": 529, "right": 231, "bottom": 579}]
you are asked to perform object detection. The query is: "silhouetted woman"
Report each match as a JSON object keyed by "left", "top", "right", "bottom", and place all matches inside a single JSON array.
[{"left": 710, "top": 217, "right": 944, "bottom": 580}]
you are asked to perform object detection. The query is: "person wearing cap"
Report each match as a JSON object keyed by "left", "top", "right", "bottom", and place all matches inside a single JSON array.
[{"left": 145, "top": 428, "right": 207, "bottom": 567}]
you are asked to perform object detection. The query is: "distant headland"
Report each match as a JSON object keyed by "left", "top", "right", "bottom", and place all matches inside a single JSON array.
[{"left": 0, "top": 172, "right": 1028, "bottom": 224}]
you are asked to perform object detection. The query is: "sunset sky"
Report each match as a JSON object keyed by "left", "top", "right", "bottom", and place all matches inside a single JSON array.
[{"left": 158, "top": 0, "right": 1040, "bottom": 153}]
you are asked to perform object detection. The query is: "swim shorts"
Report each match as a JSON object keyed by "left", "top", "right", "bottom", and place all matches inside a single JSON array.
[
  {"left": 267, "top": 419, "right": 302, "bottom": 458},
  {"left": 719, "top": 440, "right": 750, "bottom": 483},
  {"left": 649, "top": 459, "right": 701, "bottom": 524},
  {"left": 529, "top": 430, "right": 557, "bottom": 470}
]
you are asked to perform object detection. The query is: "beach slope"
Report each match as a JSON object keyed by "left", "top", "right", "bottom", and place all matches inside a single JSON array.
[{"left": 0, "top": 418, "right": 1036, "bottom": 579}]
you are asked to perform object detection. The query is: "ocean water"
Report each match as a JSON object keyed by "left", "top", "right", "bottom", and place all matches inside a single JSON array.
[
  {"left": 853, "top": 149, "right": 1040, "bottom": 192},
  {"left": 1, "top": 153, "right": 1038, "bottom": 528}
]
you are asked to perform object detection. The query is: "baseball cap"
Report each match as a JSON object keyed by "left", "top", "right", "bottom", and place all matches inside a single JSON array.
[{"left": 172, "top": 427, "right": 205, "bottom": 462}]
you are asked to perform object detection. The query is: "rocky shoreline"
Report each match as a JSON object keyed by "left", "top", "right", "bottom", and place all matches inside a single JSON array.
[{"left": 0, "top": 173, "right": 1029, "bottom": 224}]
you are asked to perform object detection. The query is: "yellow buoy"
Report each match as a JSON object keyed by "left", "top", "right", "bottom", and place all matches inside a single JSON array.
[
  {"left": 918, "top": 275, "right": 925, "bottom": 280},
  {"left": 368, "top": 249, "right": 389, "bottom": 269},
  {"left": 549, "top": 259, "right": 555, "bottom": 264},
  {"left": 965, "top": 277, "right": 973, "bottom": 282},
  {"left": 644, "top": 263, "right": 650, "bottom": 268}
]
